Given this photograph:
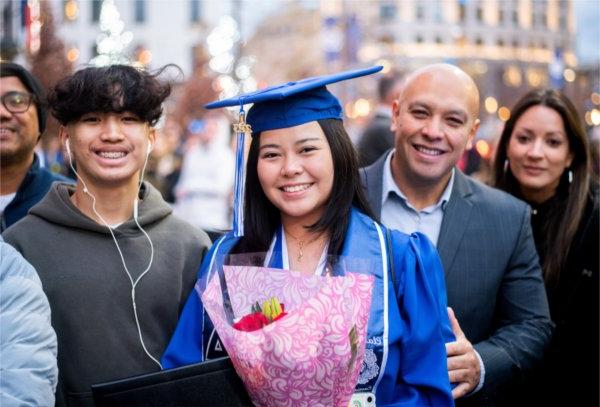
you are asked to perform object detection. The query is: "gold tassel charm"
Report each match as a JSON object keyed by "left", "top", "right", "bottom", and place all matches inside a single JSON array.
[{"left": 233, "top": 110, "right": 252, "bottom": 135}]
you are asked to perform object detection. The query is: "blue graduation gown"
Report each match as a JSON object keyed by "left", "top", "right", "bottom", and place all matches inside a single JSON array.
[{"left": 162, "top": 209, "right": 454, "bottom": 406}]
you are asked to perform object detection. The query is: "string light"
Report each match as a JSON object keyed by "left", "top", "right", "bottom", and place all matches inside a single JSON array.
[
  {"left": 137, "top": 49, "right": 152, "bottom": 65},
  {"left": 484, "top": 96, "right": 498, "bottom": 114},
  {"left": 64, "top": 0, "right": 78, "bottom": 20},
  {"left": 475, "top": 140, "right": 491, "bottom": 159},
  {"left": 563, "top": 68, "right": 576, "bottom": 82},
  {"left": 590, "top": 109, "right": 600, "bottom": 126},
  {"left": 498, "top": 107, "right": 511, "bottom": 122},
  {"left": 354, "top": 98, "right": 371, "bottom": 117},
  {"left": 90, "top": 0, "right": 133, "bottom": 66},
  {"left": 208, "top": 16, "right": 257, "bottom": 103},
  {"left": 67, "top": 47, "right": 79, "bottom": 62}
]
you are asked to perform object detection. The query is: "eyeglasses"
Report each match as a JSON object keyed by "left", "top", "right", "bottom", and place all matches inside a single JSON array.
[{"left": 1, "top": 91, "right": 35, "bottom": 114}]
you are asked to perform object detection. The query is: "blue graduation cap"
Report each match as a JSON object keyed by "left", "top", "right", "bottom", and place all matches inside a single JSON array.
[{"left": 205, "top": 65, "right": 383, "bottom": 236}]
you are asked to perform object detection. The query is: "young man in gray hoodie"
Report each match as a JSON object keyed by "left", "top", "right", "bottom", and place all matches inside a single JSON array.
[{"left": 3, "top": 65, "right": 211, "bottom": 406}]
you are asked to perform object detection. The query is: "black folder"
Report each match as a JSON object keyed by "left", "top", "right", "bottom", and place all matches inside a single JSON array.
[{"left": 91, "top": 357, "right": 252, "bottom": 406}]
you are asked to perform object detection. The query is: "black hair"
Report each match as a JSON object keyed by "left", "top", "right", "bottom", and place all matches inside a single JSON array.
[
  {"left": 0, "top": 61, "right": 47, "bottom": 133},
  {"left": 48, "top": 64, "right": 173, "bottom": 125},
  {"left": 233, "top": 118, "right": 374, "bottom": 257},
  {"left": 493, "top": 89, "right": 591, "bottom": 286}
]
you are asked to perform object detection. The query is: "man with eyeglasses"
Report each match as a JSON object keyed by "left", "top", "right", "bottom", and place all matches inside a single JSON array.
[{"left": 0, "top": 62, "right": 70, "bottom": 231}]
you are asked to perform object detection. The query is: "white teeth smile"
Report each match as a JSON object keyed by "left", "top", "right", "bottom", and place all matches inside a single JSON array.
[
  {"left": 415, "top": 145, "right": 443, "bottom": 155},
  {"left": 98, "top": 151, "right": 126, "bottom": 159},
  {"left": 282, "top": 184, "right": 311, "bottom": 193}
]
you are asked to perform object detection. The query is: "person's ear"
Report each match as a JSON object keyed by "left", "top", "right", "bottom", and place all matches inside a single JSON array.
[
  {"left": 59, "top": 126, "right": 71, "bottom": 157},
  {"left": 390, "top": 99, "right": 401, "bottom": 132},
  {"left": 147, "top": 128, "right": 156, "bottom": 154},
  {"left": 566, "top": 150, "right": 574, "bottom": 169},
  {"left": 466, "top": 118, "right": 480, "bottom": 150}
]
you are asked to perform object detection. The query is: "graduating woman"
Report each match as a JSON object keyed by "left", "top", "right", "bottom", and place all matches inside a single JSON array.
[
  {"left": 493, "top": 89, "right": 598, "bottom": 405},
  {"left": 162, "top": 67, "right": 454, "bottom": 406}
]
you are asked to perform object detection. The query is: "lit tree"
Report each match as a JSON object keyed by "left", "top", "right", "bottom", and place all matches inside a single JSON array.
[
  {"left": 172, "top": 15, "right": 257, "bottom": 128},
  {"left": 90, "top": 0, "right": 133, "bottom": 66},
  {"left": 205, "top": 16, "right": 256, "bottom": 103}
]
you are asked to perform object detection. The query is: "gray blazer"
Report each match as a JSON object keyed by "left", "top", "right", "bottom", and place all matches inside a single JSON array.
[{"left": 361, "top": 152, "right": 552, "bottom": 403}]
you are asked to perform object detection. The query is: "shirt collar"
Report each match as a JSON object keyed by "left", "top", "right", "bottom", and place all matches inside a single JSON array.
[{"left": 382, "top": 149, "right": 455, "bottom": 212}]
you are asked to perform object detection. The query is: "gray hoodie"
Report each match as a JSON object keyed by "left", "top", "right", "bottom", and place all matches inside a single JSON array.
[{"left": 3, "top": 182, "right": 210, "bottom": 406}]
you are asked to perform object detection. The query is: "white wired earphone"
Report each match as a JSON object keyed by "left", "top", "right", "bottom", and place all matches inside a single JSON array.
[{"left": 66, "top": 139, "right": 162, "bottom": 369}]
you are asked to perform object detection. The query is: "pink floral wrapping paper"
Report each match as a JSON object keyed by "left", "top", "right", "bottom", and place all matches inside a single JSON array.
[{"left": 201, "top": 265, "right": 374, "bottom": 407}]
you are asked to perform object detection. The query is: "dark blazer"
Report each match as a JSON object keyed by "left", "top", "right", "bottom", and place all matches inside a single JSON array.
[{"left": 361, "top": 152, "right": 553, "bottom": 404}]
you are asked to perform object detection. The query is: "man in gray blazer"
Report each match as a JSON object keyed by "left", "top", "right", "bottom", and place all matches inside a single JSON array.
[{"left": 361, "top": 64, "right": 552, "bottom": 404}]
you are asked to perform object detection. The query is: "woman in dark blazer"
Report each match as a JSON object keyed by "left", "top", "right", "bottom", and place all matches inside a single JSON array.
[{"left": 494, "top": 89, "right": 598, "bottom": 406}]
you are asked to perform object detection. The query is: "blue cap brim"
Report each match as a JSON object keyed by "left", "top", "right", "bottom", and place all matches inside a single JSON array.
[{"left": 205, "top": 65, "right": 383, "bottom": 109}]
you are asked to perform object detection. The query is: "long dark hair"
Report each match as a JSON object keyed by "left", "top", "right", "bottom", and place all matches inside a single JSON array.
[
  {"left": 233, "top": 118, "right": 374, "bottom": 256},
  {"left": 493, "top": 89, "right": 591, "bottom": 286}
]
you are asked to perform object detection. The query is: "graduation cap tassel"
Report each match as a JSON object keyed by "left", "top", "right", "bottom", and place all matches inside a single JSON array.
[{"left": 232, "top": 108, "right": 252, "bottom": 237}]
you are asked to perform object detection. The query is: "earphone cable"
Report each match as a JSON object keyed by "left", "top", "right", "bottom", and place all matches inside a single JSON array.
[{"left": 67, "top": 143, "right": 162, "bottom": 369}]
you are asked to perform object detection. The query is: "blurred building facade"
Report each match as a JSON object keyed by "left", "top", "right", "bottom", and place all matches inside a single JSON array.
[
  {"left": 319, "top": 0, "right": 591, "bottom": 132},
  {"left": 1, "top": 0, "right": 597, "bottom": 130},
  {"left": 241, "top": 0, "right": 597, "bottom": 136},
  {"left": 243, "top": 4, "right": 324, "bottom": 85},
  {"left": 0, "top": 0, "right": 233, "bottom": 75}
]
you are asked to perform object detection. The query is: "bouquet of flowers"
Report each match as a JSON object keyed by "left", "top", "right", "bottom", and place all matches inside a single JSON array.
[{"left": 201, "top": 264, "right": 374, "bottom": 407}]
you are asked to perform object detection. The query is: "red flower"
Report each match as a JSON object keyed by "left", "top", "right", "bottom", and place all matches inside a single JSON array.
[{"left": 233, "top": 312, "right": 270, "bottom": 332}]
